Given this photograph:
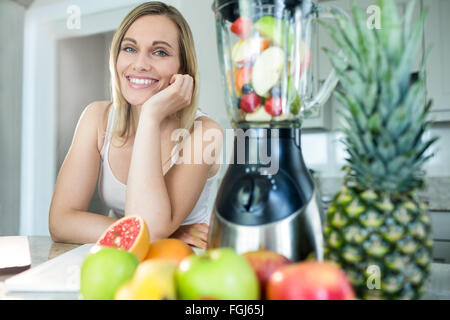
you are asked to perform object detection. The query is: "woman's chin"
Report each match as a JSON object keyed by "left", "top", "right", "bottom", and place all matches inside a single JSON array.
[{"left": 123, "top": 94, "right": 151, "bottom": 107}]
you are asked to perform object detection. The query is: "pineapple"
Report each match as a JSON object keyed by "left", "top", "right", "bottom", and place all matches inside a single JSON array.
[{"left": 322, "top": 0, "right": 437, "bottom": 299}]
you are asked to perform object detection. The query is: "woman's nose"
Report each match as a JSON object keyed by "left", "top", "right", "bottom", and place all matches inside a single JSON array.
[{"left": 132, "top": 52, "right": 152, "bottom": 72}]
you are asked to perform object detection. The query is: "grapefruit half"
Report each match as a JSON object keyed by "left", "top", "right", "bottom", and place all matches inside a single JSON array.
[{"left": 97, "top": 215, "right": 150, "bottom": 261}]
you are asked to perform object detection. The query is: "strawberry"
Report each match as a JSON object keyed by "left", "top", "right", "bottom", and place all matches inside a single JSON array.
[
  {"left": 240, "top": 92, "right": 261, "bottom": 113},
  {"left": 264, "top": 97, "right": 283, "bottom": 116},
  {"left": 230, "top": 16, "right": 252, "bottom": 39}
]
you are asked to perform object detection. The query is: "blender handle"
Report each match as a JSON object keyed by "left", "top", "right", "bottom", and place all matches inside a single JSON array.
[{"left": 304, "top": 5, "right": 350, "bottom": 113}]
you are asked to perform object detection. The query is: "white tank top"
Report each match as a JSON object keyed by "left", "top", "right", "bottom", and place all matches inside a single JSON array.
[{"left": 98, "top": 106, "right": 219, "bottom": 225}]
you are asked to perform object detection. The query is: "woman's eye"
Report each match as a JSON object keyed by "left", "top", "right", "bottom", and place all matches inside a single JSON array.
[
  {"left": 123, "top": 47, "right": 136, "bottom": 53},
  {"left": 154, "top": 50, "right": 168, "bottom": 57}
]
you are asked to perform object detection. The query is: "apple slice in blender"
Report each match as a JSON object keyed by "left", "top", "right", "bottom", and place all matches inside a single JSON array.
[
  {"left": 245, "top": 106, "right": 272, "bottom": 122},
  {"left": 254, "top": 16, "right": 294, "bottom": 47},
  {"left": 251, "top": 46, "right": 285, "bottom": 97},
  {"left": 232, "top": 38, "right": 266, "bottom": 63},
  {"left": 254, "top": 16, "right": 282, "bottom": 45}
]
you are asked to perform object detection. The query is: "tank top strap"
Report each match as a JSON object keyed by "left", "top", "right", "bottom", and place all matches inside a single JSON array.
[
  {"left": 162, "top": 109, "right": 208, "bottom": 175},
  {"left": 195, "top": 109, "right": 208, "bottom": 119},
  {"left": 100, "top": 105, "right": 115, "bottom": 159}
]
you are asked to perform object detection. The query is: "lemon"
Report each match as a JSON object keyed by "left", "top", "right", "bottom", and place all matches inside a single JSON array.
[{"left": 115, "top": 260, "right": 178, "bottom": 300}]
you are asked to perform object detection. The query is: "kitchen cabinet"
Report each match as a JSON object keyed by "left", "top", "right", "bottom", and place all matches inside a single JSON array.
[
  {"left": 423, "top": 0, "right": 450, "bottom": 122},
  {"left": 304, "top": 0, "right": 450, "bottom": 129},
  {"left": 430, "top": 211, "right": 450, "bottom": 264}
]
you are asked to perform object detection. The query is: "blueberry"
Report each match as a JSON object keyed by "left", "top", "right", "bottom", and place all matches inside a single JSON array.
[
  {"left": 270, "top": 86, "right": 282, "bottom": 97},
  {"left": 241, "top": 83, "right": 254, "bottom": 94},
  {"left": 270, "top": 87, "right": 281, "bottom": 97}
]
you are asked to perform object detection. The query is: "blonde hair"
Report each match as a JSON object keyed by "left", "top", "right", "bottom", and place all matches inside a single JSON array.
[{"left": 107, "top": 1, "right": 199, "bottom": 145}]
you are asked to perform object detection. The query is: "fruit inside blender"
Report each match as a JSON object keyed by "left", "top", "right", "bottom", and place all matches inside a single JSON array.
[{"left": 228, "top": 14, "right": 312, "bottom": 123}]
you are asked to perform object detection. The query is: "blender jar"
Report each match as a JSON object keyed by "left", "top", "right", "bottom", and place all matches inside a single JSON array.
[{"left": 212, "top": 0, "right": 341, "bottom": 128}]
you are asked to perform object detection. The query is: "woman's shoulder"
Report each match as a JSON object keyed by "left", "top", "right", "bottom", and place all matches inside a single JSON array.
[
  {"left": 83, "top": 100, "right": 112, "bottom": 119},
  {"left": 194, "top": 111, "right": 223, "bottom": 134},
  {"left": 80, "top": 100, "right": 111, "bottom": 129},
  {"left": 79, "top": 100, "right": 112, "bottom": 153}
]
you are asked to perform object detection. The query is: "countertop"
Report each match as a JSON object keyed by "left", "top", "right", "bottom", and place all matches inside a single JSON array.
[{"left": 1, "top": 236, "right": 449, "bottom": 300}]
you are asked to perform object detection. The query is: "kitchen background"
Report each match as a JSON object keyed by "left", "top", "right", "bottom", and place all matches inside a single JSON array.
[{"left": 1, "top": 0, "right": 449, "bottom": 262}]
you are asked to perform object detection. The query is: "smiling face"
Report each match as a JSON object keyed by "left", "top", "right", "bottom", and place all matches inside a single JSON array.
[{"left": 116, "top": 14, "right": 181, "bottom": 107}]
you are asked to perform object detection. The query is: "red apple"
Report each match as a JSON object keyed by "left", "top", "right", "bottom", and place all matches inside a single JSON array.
[
  {"left": 242, "top": 249, "right": 292, "bottom": 299},
  {"left": 266, "top": 261, "right": 356, "bottom": 300}
]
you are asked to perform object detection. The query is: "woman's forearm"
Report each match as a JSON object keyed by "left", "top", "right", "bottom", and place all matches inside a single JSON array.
[
  {"left": 125, "top": 107, "right": 173, "bottom": 240},
  {"left": 49, "top": 208, "right": 117, "bottom": 244}
]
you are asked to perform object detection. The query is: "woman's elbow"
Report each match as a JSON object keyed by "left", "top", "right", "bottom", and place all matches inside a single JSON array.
[{"left": 48, "top": 208, "right": 65, "bottom": 243}]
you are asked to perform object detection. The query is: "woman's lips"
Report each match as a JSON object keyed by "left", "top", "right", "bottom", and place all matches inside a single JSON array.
[{"left": 126, "top": 76, "right": 158, "bottom": 89}]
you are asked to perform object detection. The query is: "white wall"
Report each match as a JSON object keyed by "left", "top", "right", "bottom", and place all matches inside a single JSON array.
[
  {"left": 0, "top": 0, "right": 25, "bottom": 235},
  {"left": 56, "top": 33, "right": 113, "bottom": 216}
]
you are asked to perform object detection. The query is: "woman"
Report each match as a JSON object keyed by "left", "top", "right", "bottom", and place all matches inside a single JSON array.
[{"left": 49, "top": 2, "right": 223, "bottom": 249}]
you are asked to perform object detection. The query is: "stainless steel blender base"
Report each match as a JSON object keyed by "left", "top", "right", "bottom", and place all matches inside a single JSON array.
[{"left": 208, "top": 190, "right": 324, "bottom": 262}]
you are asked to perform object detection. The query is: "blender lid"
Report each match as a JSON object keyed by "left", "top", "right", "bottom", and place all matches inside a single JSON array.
[{"left": 212, "top": 0, "right": 313, "bottom": 21}]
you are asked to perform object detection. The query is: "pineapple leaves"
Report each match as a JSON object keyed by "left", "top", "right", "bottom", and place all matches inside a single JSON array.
[
  {"left": 403, "top": 0, "right": 417, "bottom": 44},
  {"left": 376, "top": 0, "right": 402, "bottom": 61},
  {"left": 367, "top": 113, "right": 381, "bottom": 134},
  {"left": 395, "top": 9, "right": 428, "bottom": 95},
  {"left": 319, "top": 20, "right": 360, "bottom": 72},
  {"left": 323, "top": 0, "right": 438, "bottom": 193},
  {"left": 323, "top": 48, "right": 348, "bottom": 74},
  {"left": 352, "top": 2, "right": 377, "bottom": 79}
]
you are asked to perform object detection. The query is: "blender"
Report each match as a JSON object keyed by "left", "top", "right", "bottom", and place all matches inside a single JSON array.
[{"left": 208, "top": 0, "right": 344, "bottom": 261}]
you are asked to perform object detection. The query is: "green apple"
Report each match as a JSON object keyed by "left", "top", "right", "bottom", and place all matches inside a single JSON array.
[
  {"left": 175, "top": 247, "right": 260, "bottom": 300},
  {"left": 287, "top": 76, "right": 301, "bottom": 115},
  {"left": 80, "top": 247, "right": 139, "bottom": 300},
  {"left": 251, "top": 46, "right": 285, "bottom": 96},
  {"left": 254, "top": 16, "right": 294, "bottom": 46}
]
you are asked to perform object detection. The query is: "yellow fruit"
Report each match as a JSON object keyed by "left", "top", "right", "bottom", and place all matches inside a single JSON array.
[
  {"left": 115, "top": 260, "right": 178, "bottom": 300},
  {"left": 114, "top": 281, "right": 134, "bottom": 300}
]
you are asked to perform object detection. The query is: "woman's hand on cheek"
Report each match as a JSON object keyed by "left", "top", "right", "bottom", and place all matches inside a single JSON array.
[{"left": 142, "top": 74, "right": 194, "bottom": 124}]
